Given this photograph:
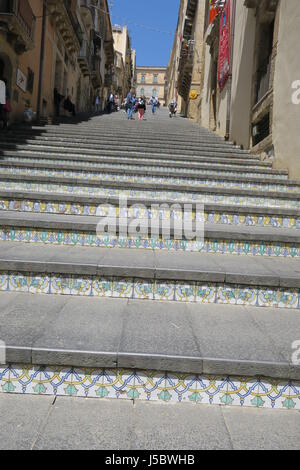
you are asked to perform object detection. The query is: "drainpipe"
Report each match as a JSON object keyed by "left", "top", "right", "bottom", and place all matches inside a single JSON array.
[
  {"left": 225, "top": 0, "right": 236, "bottom": 141},
  {"left": 36, "top": 0, "right": 47, "bottom": 123}
]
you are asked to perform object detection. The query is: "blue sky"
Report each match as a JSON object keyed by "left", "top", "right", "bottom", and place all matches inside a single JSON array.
[{"left": 111, "top": 0, "right": 180, "bottom": 66}]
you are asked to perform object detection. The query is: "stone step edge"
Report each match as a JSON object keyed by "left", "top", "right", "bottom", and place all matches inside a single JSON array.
[
  {"left": 0, "top": 161, "right": 290, "bottom": 186},
  {"left": 7, "top": 127, "right": 248, "bottom": 144},
  {"left": 1, "top": 259, "right": 299, "bottom": 288},
  {"left": 0, "top": 155, "right": 285, "bottom": 175},
  {"left": 0, "top": 173, "right": 298, "bottom": 201},
  {"left": 0, "top": 144, "right": 260, "bottom": 162},
  {"left": 1, "top": 149, "right": 271, "bottom": 168},
  {"left": 3, "top": 347, "right": 300, "bottom": 381},
  {"left": 0, "top": 215, "right": 299, "bottom": 244},
  {"left": 0, "top": 136, "right": 252, "bottom": 155},
  {"left": 0, "top": 190, "right": 299, "bottom": 217}
]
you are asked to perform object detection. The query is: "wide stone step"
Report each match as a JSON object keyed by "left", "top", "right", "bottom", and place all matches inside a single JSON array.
[
  {"left": 0, "top": 173, "right": 298, "bottom": 209},
  {"left": 0, "top": 134, "right": 252, "bottom": 155},
  {"left": 0, "top": 292, "right": 299, "bottom": 410},
  {"left": 0, "top": 154, "right": 285, "bottom": 179},
  {"left": 0, "top": 211, "right": 299, "bottom": 257},
  {"left": 0, "top": 162, "right": 294, "bottom": 192},
  {"left": 1, "top": 191, "right": 299, "bottom": 230},
  {"left": 0, "top": 140, "right": 258, "bottom": 160},
  {"left": 0, "top": 242, "right": 299, "bottom": 311},
  {"left": 0, "top": 148, "right": 272, "bottom": 168},
  {"left": 0, "top": 291, "right": 299, "bottom": 381},
  {"left": 18, "top": 123, "right": 237, "bottom": 142}
]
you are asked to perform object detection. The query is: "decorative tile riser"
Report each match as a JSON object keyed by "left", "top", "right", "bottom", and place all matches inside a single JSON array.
[
  {"left": 1, "top": 199, "right": 300, "bottom": 228},
  {"left": 1, "top": 273, "right": 300, "bottom": 309},
  {"left": 1, "top": 229, "right": 300, "bottom": 257},
  {"left": 0, "top": 366, "right": 299, "bottom": 409},
  {"left": 3, "top": 157, "right": 288, "bottom": 180},
  {"left": 0, "top": 183, "right": 299, "bottom": 209},
  {"left": 0, "top": 167, "right": 296, "bottom": 193}
]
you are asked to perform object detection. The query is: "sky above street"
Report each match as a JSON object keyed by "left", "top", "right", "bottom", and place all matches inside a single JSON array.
[{"left": 111, "top": 0, "right": 180, "bottom": 67}]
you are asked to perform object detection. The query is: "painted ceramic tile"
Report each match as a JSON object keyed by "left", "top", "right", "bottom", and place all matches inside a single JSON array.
[
  {"left": 70, "top": 277, "right": 92, "bottom": 296},
  {"left": 134, "top": 280, "right": 154, "bottom": 300},
  {"left": 154, "top": 281, "right": 175, "bottom": 301},
  {"left": 50, "top": 276, "right": 72, "bottom": 295},
  {"left": 135, "top": 370, "right": 166, "bottom": 402},
  {"left": 0, "top": 273, "right": 8, "bottom": 291},
  {"left": 28, "top": 274, "right": 50, "bottom": 294},
  {"left": 8, "top": 273, "right": 29, "bottom": 293},
  {"left": 113, "top": 279, "right": 134, "bottom": 299},
  {"left": 289, "top": 381, "right": 300, "bottom": 410},
  {"left": 92, "top": 278, "right": 113, "bottom": 297},
  {"left": 196, "top": 284, "right": 216, "bottom": 303},
  {"left": 226, "top": 377, "right": 260, "bottom": 408},
  {"left": 175, "top": 282, "right": 196, "bottom": 302},
  {"left": 257, "top": 379, "right": 291, "bottom": 409},
  {"left": 197, "top": 376, "right": 228, "bottom": 405}
]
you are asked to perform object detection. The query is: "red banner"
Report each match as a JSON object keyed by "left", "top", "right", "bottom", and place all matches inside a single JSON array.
[
  {"left": 209, "top": 0, "right": 225, "bottom": 24},
  {"left": 218, "top": 0, "right": 231, "bottom": 90}
]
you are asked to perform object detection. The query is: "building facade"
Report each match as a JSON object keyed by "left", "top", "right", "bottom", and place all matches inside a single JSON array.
[
  {"left": 112, "top": 24, "right": 134, "bottom": 101},
  {"left": 168, "top": 0, "right": 300, "bottom": 178},
  {"left": 136, "top": 66, "right": 167, "bottom": 104},
  {"left": 0, "top": 0, "right": 115, "bottom": 122}
]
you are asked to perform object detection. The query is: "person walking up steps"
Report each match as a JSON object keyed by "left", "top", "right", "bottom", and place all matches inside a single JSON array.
[
  {"left": 150, "top": 96, "right": 157, "bottom": 114},
  {"left": 126, "top": 89, "right": 135, "bottom": 120},
  {"left": 137, "top": 96, "right": 146, "bottom": 121}
]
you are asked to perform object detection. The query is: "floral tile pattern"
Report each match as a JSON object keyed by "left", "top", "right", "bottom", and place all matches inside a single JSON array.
[
  {"left": 2, "top": 272, "right": 300, "bottom": 310},
  {"left": 1, "top": 365, "right": 299, "bottom": 410},
  {"left": 0, "top": 181, "right": 300, "bottom": 209}
]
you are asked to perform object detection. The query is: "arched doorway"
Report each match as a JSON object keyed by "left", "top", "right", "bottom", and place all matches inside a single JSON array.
[{"left": 0, "top": 53, "right": 13, "bottom": 96}]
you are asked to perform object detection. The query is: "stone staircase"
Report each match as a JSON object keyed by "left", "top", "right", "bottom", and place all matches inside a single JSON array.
[{"left": 0, "top": 109, "right": 299, "bottom": 409}]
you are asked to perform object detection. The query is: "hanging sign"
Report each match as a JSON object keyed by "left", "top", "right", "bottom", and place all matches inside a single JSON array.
[
  {"left": 218, "top": 0, "right": 231, "bottom": 90},
  {"left": 189, "top": 90, "right": 198, "bottom": 100},
  {"left": 16, "top": 68, "right": 27, "bottom": 92}
]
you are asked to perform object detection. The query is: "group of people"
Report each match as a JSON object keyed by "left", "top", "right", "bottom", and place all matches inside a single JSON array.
[
  {"left": 104, "top": 93, "right": 120, "bottom": 114},
  {"left": 124, "top": 89, "right": 163, "bottom": 121},
  {"left": 0, "top": 78, "right": 11, "bottom": 129}
]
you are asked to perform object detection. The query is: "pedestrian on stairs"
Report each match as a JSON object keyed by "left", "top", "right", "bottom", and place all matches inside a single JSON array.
[
  {"left": 95, "top": 95, "right": 101, "bottom": 114},
  {"left": 137, "top": 97, "right": 146, "bottom": 121},
  {"left": 150, "top": 96, "right": 157, "bottom": 114},
  {"left": 108, "top": 92, "right": 114, "bottom": 113},
  {"left": 126, "top": 89, "right": 135, "bottom": 120}
]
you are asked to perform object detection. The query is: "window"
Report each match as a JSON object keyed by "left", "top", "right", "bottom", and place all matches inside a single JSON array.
[
  {"left": 153, "top": 74, "right": 158, "bottom": 84},
  {"left": 141, "top": 74, "right": 145, "bottom": 83},
  {"left": 140, "top": 88, "right": 145, "bottom": 95},
  {"left": 152, "top": 89, "right": 158, "bottom": 97}
]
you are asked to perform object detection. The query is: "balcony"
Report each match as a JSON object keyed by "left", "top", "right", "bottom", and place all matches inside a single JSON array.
[
  {"left": 47, "top": 0, "right": 82, "bottom": 54},
  {"left": 91, "top": 55, "right": 102, "bottom": 88},
  {"left": 0, "top": 0, "right": 36, "bottom": 54},
  {"left": 104, "top": 72, "right": 113, "bottom": 88},
  {"left": 78, "top": 40, "right": 93, "bottom": 76},
  {"left": 80, "top": 0, "right": 95, "bottom": 29}
]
